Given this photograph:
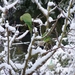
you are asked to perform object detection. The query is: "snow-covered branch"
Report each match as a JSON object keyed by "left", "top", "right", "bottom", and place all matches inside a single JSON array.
[
  {"left": 6, "top": 0, "right": 18, "bottom": 10},
  {"left": 31, "top": 47, "right": 46, "bottom": 56},
  {"left": 34, "top": 0, "right": 48, "bottom": 17},
  {"left": 58, "top": 0, "right": 73, "bottom": 47},
  {"left": 0, "top": 0, "right": 18, "bottom": 12},
  {"left": 22, "top": 33, "right": 36, "bottom": 75},
  {"left": 16, "top": 30, "right": 29, "bottom": 40},
  {"left": 3, "top": 0, "right": 8, "bottom": 5},
  {"left": 26, "top": 48, "right": 57, "bottom": 75},
  {"left": 9, "top": 30, "right": 19, "bottom": 47}
]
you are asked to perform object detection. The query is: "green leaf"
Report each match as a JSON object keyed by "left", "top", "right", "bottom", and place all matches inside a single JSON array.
[
  {"left": 20, "top": 13, "right": 32, "bottom": 33},
  {"left": 43, "top": 36, "right": 51, "bottom": 42}
]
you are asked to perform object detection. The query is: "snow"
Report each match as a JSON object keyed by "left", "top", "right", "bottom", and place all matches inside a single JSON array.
[
  {"left": 32, "top": 18, "right": 43, "bottom": 26},
  {"left": 3, "top": 0, "right": 8, "bottom": 5},
  {"left": 31, "top": 0, "right": 35, "bottom": 3},
  {"left": 26, "top": 51, "right": 53, "bottom": 74},
  {"left": 68, "top": 19, "right": 75, "bottom": 43},
  {"left": 45, "top": 21, "right": 47, "bottom": 26},
  {"left": 58, "top": 12, "right": 65, "bottom": 18},
  {"left": 5, "top": 21, "right": 16, "bottom": 33},
  {"left": 48, "top": 17, "right": 53, "bottom": 22},
  {"left": 0, "top": 63, "right": 15, "bottom": 75},
  {"left": 0, "top": 26, "right": 4, "bottom": 32},
  {"left": 35, "top": 0, "right": 48, "bottom": 16},
  {"left": 62, "top": 37, "right": 67, "bottom": 41},
  {"left": 9, "top": 60, "right": 18, "bottom": 70},
  {"left": 35, "top": 0, "right": 38, "bottom": 3},
  {"left": 33, "top": 27, "right": 38, "bottom": 33},
  {"left": 0, "top": 6, "right": 5, "bottom": 12},
  {"left": 62, "top": 24, "right": 65, "bottom": 32},
  {"left": 57, "top": 10, "right": 68, "bottom": 18},
  {"left": 33, "top": 73, "right": 37, "bottom": 75},
  {"left": 48, "top": 1, "right": 55, "bottom": 7},
  {"left": 0, "top": 18, "right": 3, "bottom": 23},
  {"left": 1, "top": 13, "right": 5, "bottom": 19},
  {"left": 39, "top": 45, "right": 75, "bottom": 75},
  {"left": 15, "top": 63, "right": 24, "bottom": 69},
  {"left": 0, "top": 0, "right": 18, "bottom": 12},
  {"left": 46, "top": 59, "right": 56, "bottom": 70},
  {"left": 31, "top": 47, "right": 46, "bottom": 55},
  {"left": 0, "top": 35, "right": 2, "bottom": 40},
  {"left": 70, "top": 19, "right": 75, "bottom": 29},
  {"left": 8, "top": 26, "right": 16, "bottom": 33},
  {"left": 6, "top": 0, "right": 18, "bottom": 10},
  {"left": 9, "top": 31, "right": 19, "bottom": 47},
  {"left": 27, "top": 33, "right": 36, "bottom": 53},
  {"left": 16, "top": 30, "right": 29, "bottom": 40},
  {"left": 35, "top": 35, "right": 42, "bottom": 39},
  {"left": 70, "top": 6, "right": 75, "bottom": 13},
  {"left": 38, "top": 4, "right": 48, "bottom": 16}
]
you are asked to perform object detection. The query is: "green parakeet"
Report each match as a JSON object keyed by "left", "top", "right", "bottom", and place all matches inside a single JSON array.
[{"left": 20, "top": 13, "right": 32, "bottom": 35}]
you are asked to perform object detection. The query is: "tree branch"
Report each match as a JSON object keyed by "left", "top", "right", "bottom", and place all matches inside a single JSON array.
[{"left": 22, "top": 34, "right": 36, "bottom": 75}]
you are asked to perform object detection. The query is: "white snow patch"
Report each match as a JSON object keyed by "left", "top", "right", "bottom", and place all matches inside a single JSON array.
[
  {"left": 35, "top": 35, "right": 42, "bottom": 39},
  {"left": 26, "top": 51, "right": 52, "bottom": 74},
  {"left": 33, "top": 27, "right": 38, "bottom": 33},
  {"left": 32, "top": 18, "right": 43, "bottom": 26},
  {"left": 32, "top": 47, "right": 46, "bottom": 55},
  {"left": 48, "top": 1, "right": 55, "bottom": 7},
  {"left": 70, "top": 19, "right": 75, "bottom": 29},
  {"left": 16, "top": 30, "right": 29, "bottom": 40},
  {"left": 8, "top": 26, "right": 16, "bottom": 33},
  {"left": 0, "top": 26, "right": 4, "bottom": 32},
  {"left": 48, "top": 17, "right": 53, "bottom": 22}
]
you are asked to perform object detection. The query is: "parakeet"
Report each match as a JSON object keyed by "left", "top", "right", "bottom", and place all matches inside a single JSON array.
[{"left": 20, "top": 13, "right": 32, "bottom": 36}]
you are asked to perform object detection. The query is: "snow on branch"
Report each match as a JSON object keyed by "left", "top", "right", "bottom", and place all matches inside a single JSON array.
[
  {"left": 6, "top": 0, "right": 18, "bottom": 10},
  {"left": 0, "top": 6, "right": 5, "bottom": 12},
  {"left": 9, "top": 59, "right": 19, "bottom": 71},
  {"left": 0, "top": 63, "right": 15, "bottom": 74},
  {"left": 34, "top": 0, "right": 48, "bottom": 17},
  {"left": 3, "top": 0, "right": 8, "bottom": 5},
  {"left": 0, "top": 25, "right": 5, "bottom": 32},
  {"left": 47, "top": 1, "right": 55, "bottom": 7},
  {"left": 0, "top": 35, "right": 7, "bottom": 41},
  {"left": 0, "top": 0, "right": 18, "bottom": 12},
  {"left": 58, "top": 0, "right": 74, "bottom": 47},
  {"left": 16, "top": 30, "right": 29, "bottom": 40},
  {"left": 9, "top": 30, "right": 19, "bottom": 47},
  {"left": 32, "top": 18, "right": 43, "bottom": 26},
  {"left": 22, "top": 34, "right": 36, "bottom": 75},
  {"left": 70, "top": 5, "right": 75, "bottom": 13},
  {"left": 5, "top": 21, "right": 16, "bottom": 33},
  {"left": 8, "top": 26, "right": 16, "bottom": 33},
  {"left": 26, "top": 50, "right": 55, "bottom": 74},
  {"left": 31, "top": 47, "right": 46, "bottom": 55}
]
